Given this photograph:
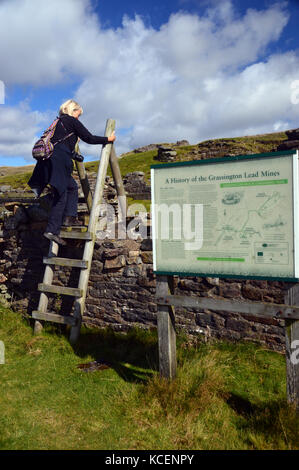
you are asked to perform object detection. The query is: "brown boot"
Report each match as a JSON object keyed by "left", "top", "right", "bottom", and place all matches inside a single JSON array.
[
  {"left": 43, "top": 232, "right": 67, "bottom": 246},
  {"left": 62, "top": 216, "right": 82, "bottom": 227}
]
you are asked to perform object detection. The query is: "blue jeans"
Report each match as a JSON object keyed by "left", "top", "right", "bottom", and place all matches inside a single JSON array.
[{"left": 45, "top": 176, "right": 78, "bottom": 235}]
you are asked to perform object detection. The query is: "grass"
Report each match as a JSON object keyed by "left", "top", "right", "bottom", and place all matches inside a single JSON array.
[
  {"left": 0, "top": 304, "right": 298, "bottom": 450},
  {"left": 126, "top": 197, "right": 151, "bottom": 213},
  {"left": 0, "top": 171, "right": 33, "bottom": 190},
  {"left": 86, "top": 149, "right": 160, "bottom": 183}
]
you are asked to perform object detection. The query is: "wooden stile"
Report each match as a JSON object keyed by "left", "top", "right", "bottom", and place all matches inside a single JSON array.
[
  {"left": 33, "top": 239, "right": 59, "bottom": 335},
  {"left": 32, "top": 118, "right": 126, "bottom": 344},
  {"left": 75, "top": 160, "right": 93, "bottom": 213},
  {"left": 69, "top": 118, "right": 115, "bottom": 344}
]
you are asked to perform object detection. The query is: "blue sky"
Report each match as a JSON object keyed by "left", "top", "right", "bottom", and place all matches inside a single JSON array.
[
  {"left": 0, "top": 0, "right": 299, "bottom": 166},
  {"left": 98, "top": 0, "right": 299, "bottom": 50}
]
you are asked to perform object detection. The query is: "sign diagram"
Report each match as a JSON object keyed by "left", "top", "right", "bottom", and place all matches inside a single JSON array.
[{"left": 216, "top": 191, "right": 285, "bottom": 245}]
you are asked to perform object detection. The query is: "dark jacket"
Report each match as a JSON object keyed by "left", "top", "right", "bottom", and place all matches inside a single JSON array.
[
  {"left": 51, "top": 114, "right": 109, "bottom": 150},
  {"left": 28, "top": 114, "right": 109, "bottom": 196}
]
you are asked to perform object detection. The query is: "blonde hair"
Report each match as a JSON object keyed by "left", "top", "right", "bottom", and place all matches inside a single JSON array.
[{"left": 59, "top": 99, "right": 83, "bottom": 117}]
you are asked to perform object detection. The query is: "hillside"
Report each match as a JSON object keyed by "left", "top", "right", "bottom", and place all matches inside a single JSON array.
[
  {"left": 0, "top": 130, "right": 289, "bottom": 189},
  {"left": 85, "top": 130, "right": 288, "bottom": 184}
]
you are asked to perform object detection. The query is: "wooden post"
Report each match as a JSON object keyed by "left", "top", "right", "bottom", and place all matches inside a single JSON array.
[
  {"left": 69, "top": 119, "right": 115, "bottom": 344},
  {"left": 156, "top": 275, "right": 176, "bottom": 379},
  {"left": 109, "top": 146, "right": 126, "bottom": 200},
  {"left": 109, "top": 146, "right": 126, "bottom": 237},
  {"left": 284, "top": 286, "right": 299, "bottom": 411},
  {"left": 75, "top": 161, "right": 93, "bottom": 213}
]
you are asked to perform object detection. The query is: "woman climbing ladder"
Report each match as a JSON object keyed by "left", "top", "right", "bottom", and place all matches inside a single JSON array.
[{"left": 28, "top": 99, "right": 116, "bottom": 245}]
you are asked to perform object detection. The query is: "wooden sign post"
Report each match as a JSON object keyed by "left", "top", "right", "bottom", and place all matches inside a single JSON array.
[
  {"left": 156, "top": 275, "right": 176, "bottom": 379},
  {"left": 284, "top": 286, "right": 299, "bottom": 408},
  {"left": 152, "top": 150, "right": 299, "bottom": 409},
  {"left": 156, "top": 279, "right": 299, "bottom": 410}
]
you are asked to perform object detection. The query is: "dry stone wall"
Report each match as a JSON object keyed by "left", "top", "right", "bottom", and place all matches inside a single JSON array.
[{"left": 0, "top": 208, "right": 291, "bottom": 352}]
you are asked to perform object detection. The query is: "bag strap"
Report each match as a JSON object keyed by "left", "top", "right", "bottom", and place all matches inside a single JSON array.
[{"left": 53, "top": 116, "right": 74, "bottom": 146}]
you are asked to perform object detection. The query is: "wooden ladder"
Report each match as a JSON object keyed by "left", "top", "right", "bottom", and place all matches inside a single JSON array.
[{"left": 32, "top": 119, "right": 126, "bottom": 344}]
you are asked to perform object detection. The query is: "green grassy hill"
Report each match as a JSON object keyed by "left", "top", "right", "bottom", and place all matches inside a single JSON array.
[
  {"left": 87, "top": 131, "right": 288, "bottom": 184},
  {"left": 0, "top": 131, "right": 288, "bottom": 189}
]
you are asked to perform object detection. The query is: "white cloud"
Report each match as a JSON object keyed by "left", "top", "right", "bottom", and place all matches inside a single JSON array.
[
  {"left": 0, "top": 0, "right": 108, "bottom": 85},
  {"left": 0, "top": 0, "right": 299, "bottom": 162},
  {"left": 0, "top": 101, "right": 50, "bottom": 160}
]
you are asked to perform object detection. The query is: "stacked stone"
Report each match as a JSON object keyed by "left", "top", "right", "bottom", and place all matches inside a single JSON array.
[
  {"left": 0, "top": 260, "right": 10, "bottom": 306},
  {"left": 0, "top": 185, "right": 34, "bottom": 199},
  {"left": 0, "top": 185, "right": 12, "bottom": 193},
  {"left": 277, "top": 129, "right": 299, "bottom": 151},
  {"left": 133, "top": 143, "right": 161, "bottom": 153},
  {"left": 156, "top": 146, "right": 177, "bottom": 162},
  {"left": 75, "top": 171, "right": 151, "bottom": 204},
  {"left": 176, "top": 140, "right": 189, "bottom": 147},
  {"left": 122, "top": 172, "right": 151, "bottom": 200}
]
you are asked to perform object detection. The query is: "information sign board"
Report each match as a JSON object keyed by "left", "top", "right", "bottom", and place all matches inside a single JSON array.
[{"left": 151, "top": 150, "right": 299, "bottom": 280}]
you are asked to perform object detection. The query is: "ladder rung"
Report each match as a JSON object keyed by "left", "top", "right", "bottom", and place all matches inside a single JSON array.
[
  {"left": 59, "top": 231, "right": 93, "bottom": 240},
  {"left": 61, "top": 226, "right": 88, "bottom": 233},
  {"left": 38, "top": 284, "right": 83, "bottom": 297},
  {"left": 43, "top": 257, "right": 88, "bottom": 269},
  {"left": 32, "top": 311, "right": 77, "bottom": 326}
]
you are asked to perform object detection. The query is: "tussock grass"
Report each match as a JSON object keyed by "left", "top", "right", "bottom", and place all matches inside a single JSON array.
[
  {"left": 86, "top": 149, "right": 158, "bottom": 183},
  {"left": 0, "top": 305, "right": 298, "bottom": 450},
  {"left": 123, "top": 351, "right": 229, "bottom": 450}
]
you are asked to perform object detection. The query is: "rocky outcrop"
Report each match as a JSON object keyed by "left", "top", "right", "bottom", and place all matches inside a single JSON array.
[
  {"left": 130, "top": 140, "right": 189, "bottom": 154},
  {"left": 122, "top": 172, "right": 151, "bottom": 200},
  {"left": 277, "top": 128, "right": 299, "bottom": 151},
  {"left": 155, "top": 146, "right": 177, "bottom": 162},
  {"left": 176, "top": 140, "right": 190, "bottom": 147},
  {"left": 133, "top": 144, "right": 162, "bottom": 153}
]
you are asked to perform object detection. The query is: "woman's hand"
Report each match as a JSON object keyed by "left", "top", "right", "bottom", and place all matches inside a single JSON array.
[{"left": 108, "top": 131, "right": 116, "bottom": 142}]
